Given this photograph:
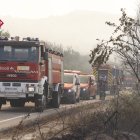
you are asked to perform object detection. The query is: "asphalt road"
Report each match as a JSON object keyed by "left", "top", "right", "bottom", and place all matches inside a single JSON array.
[
  {"left": 0, "top": 102, "right": 37, "bottom": 120},
  {"left": 0, "top": 98, "right": 102, "bottom": 132}
]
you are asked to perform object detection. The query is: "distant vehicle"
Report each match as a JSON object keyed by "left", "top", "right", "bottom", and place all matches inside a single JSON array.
[
  {"left": 123, "top": 76, "right": 137, "bottom": 91},
  {"left": 80, "top": 74, "right": 97, "bottom": 100},
  {"left": 93, "top": 64, "right": 123, "bottom": 95},
  {"left": 0, "top": 37, "right": 64, "bottom": 112},
  {"left": 63, "top": 70, "right": 80, "bottom": 103}
]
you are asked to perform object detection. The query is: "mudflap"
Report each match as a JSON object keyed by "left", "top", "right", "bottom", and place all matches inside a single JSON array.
[
  {"left": 51, "top": 86, "right": 62, "bottom": 108},
  {"left": 0, "top": 98, "right": 6, "bottom": 110}
]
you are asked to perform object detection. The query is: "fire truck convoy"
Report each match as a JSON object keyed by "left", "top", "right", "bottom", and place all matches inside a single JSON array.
[{"left": 0, "top": 37, "right": 64, "bottom": 112}]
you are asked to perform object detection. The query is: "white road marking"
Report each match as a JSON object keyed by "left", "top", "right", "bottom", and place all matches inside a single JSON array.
[{"left": 0, "top": 115, "right": 24, "bottom": 123}]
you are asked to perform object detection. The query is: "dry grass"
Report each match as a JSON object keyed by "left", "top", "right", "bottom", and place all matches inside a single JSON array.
[
  {"left": 1, "top": 93, "right": 140, "bottom": 140},
  {"left": 49, "top": 92, "right": 140, "bottom": 140}
]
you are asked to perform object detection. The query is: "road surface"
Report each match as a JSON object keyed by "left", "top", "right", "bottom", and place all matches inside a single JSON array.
[{"left": 0, "top": 98, "right": 102, "bottom": 132}]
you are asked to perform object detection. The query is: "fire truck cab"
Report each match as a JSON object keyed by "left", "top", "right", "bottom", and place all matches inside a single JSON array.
[
  {"left": 80, "top": 74, "right": 97, "bottom": 100},
  {"left": 0, "top": 37, "right": 64, "bottom": 112},
  {"left": 63, "top": 70, "right": 80, "bottom": 103}
]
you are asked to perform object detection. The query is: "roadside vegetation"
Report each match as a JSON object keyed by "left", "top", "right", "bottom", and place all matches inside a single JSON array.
[
  {"left": 89, "top": 8, "right": 140, "bottom": 90},
  {"left": 51, "top": 92, "right": 140, "bottom": 140},
  {"left": 0, "top": 30, "right": 10, "bottom": 38},
  {"left": 1, "top": 91, "right": 140, "bottom": 140}
]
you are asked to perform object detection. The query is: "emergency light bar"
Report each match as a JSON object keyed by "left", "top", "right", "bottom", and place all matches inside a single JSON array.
[
  {"left": 46, "top": 48, "right": 63, "bottom": 57},
  {"left": 23, "top": 37, "right": 39, "bottom": 41},
  {"left": 0, "top": 36, "right": 8, "bottom": 40}
]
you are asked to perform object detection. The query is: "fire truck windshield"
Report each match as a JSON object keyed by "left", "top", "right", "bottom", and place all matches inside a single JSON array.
[
  {"left": 64, "top": 74, "right": 73, "bottom": 83},
  {"left": 0, "top": 46, "right": 39, "bottom": 62},
  {"left": 79, "top": 75, "right": 88, "bottom": 83}
]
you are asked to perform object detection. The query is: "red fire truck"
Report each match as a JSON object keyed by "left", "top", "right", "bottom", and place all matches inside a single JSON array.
[{"left": 0, "top": 37, "right": 64, "bottom": 112}]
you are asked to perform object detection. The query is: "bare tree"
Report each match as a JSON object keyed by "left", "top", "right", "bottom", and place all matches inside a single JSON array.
[{"left": 89, "top": 9, "right": 140, "bottom": 90}]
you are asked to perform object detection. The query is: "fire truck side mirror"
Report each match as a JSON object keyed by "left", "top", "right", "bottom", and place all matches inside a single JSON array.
[{"left": 44, "top": 52, "right": 48, "bottom": 60}]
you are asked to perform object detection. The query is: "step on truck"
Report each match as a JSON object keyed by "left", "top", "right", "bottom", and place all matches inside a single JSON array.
[{"left": 0, "top": 37, "right": 64, "bottom": 112}]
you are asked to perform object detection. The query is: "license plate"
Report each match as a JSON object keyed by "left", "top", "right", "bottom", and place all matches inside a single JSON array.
[{"left": 6, "top": 93, "right": 26, "bottom": 98}]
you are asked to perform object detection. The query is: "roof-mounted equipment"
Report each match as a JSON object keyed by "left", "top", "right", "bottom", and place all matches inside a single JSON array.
[
  {"left": 23, "top": 37, "right": 39, "bottom": 42},
  {"left": 0, "top": 36, "right": 8, "bottom": 40}
]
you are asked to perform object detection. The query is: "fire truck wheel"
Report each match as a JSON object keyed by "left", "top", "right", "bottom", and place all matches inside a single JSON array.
[
  {"left": 76, "top": 97, "right": 80, "bottom": 102},
  {"left": 71, "top": 92, "right": 76, "bottom": 104},
  {"left": 0, "top": 102, "right": 2, "bottom": 110},
  {"left": 51, "top": 88, "right": 61, "bottom": 108},
  {"left": 35, "top": 94, "right": 47, "bottom": 112},
  {"left": 86, "top": 91, "right": 90, "bottom": 100},
  {"left": 92, "top": 95, "right": 96, "bottom": 99}
]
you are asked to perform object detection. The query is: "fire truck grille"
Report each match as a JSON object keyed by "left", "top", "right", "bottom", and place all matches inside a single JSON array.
[
  {"left": 12, "top": 83, "right": 21, "bottom": 86},
  {"left": 2, "top": 83, "right": 21, "bottom": 87},
  {"left": 3, "top": 83, "right": 10, "bottom": 86}
]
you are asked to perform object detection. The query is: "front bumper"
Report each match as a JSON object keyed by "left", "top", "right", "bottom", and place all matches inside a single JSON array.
[
  {"left": 80, "top": 88, "right": 88, "bottom": 97},
  {"left": 0, "top": 82, "right": 39, "bottom": 99},
  {"left": 63, "top": 89, "right": 75, "bottom": 100}
]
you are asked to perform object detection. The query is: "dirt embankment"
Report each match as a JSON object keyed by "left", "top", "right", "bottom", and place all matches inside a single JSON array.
[
  {"left": 0, "top": 93, "right": 140, "bottom": 140},
  {"left": 0, "top": 99, "right": 103, "bottom": 140}
]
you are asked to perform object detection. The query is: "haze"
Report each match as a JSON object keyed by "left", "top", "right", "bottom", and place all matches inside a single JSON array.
[{"left": 0, "top": 0, "right": 138, "bottom": 54}]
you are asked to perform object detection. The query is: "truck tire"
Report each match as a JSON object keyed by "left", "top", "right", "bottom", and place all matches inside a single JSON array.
[
  {"left": 92, "top": 95, "right": 96, "bottom": 99},
  {"left": 51, "top": 87, "right": 61, "bottom": 108},
  {"left": 35, "top": 83, "right": 48, "bottom": 112},
  {"left": 0, "top": 102, "right": 2, "bottom": 110},
  {"left": 10, "top": 100, "right": 25, "bottom": 107},
  {"left": 10, "top": 100, "right": 16, "bottom": 107},
  {"left": 51, "top": 91, "right": 60, "bottom": 108},
  {"left": 86, "top": 91, "right": 90, "bottom": 100},
  {"left": 99, "top": 91, "right": 105, "bottom": 100},
  {"left": 76, "top": 96, "right": 80, "bottom": 102},
  {"left": 35, "top": 94, "right": 47, "bottom": 112},
  {"left": 71, "top": 92, "right": 76, "bottom": 104}
]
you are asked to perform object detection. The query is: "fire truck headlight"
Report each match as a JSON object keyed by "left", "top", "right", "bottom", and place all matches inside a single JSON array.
[
  {"left": 83, "top": 88, "right": 88, "bottom": 91},
  {"left": 68, "top": 89, "right": 72, "bottom": 92},
  {"left": 83, "top": 88, "right": 86, "bottom": 91},
  {"left": 28, "top": 86, "right": 35, "bottom": 92}
]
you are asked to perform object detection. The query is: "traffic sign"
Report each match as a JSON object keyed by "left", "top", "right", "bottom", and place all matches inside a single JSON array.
[{"left": 0, "top": 20, "right": 4, "bottom": 28}]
